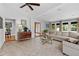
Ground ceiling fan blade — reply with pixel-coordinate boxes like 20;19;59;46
20;3;27;8
28;3;40;6
28;5;34;10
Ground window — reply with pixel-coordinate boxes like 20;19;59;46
52;24;55;31
71;22;77;31
63;22;68;31
56;23;60;31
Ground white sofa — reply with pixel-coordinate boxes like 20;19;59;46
50;31;79;56
50;31;79;42
63;41;79;56
50;31;69;41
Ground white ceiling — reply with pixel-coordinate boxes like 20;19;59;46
0;3;61;20
0;3;79;21
36;3;79;22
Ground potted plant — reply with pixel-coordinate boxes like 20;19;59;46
43;29;48;33
23;27;28;32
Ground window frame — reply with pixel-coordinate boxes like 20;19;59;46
70;21;78;32
51;23;55;31
62;22;69;32
56;23;60;31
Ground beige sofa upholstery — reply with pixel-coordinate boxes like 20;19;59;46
51;31;79;42
50;31;79;56
51;31;69;41
50;31;79;55
63;41;79;56
62;32;69;37
69;32;79;39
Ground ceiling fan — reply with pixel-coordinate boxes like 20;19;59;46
20;3;40;11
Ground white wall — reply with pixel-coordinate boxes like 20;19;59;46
41;21;49;31
0;18;5;48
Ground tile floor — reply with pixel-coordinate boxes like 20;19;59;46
0;38;64;56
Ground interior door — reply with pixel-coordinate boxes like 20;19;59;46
5;19;16;42
34;22;41;37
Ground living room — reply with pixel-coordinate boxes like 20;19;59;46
47;18;79;56
0;3;79;56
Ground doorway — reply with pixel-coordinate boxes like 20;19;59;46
34;22;41;37
5;19;16;42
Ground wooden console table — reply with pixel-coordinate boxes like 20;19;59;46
18;32;31;41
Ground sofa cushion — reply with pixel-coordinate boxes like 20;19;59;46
62;32;69;37
56;31;62;36
51;31;57;35
68;37;79;44
63;41;79;51
69;32;79;39
76;36;79;39
52;35;69;40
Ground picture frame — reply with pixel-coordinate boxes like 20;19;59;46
21;20;27;27
5;22;12;28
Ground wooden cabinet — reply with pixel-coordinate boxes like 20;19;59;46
18;32;31;41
